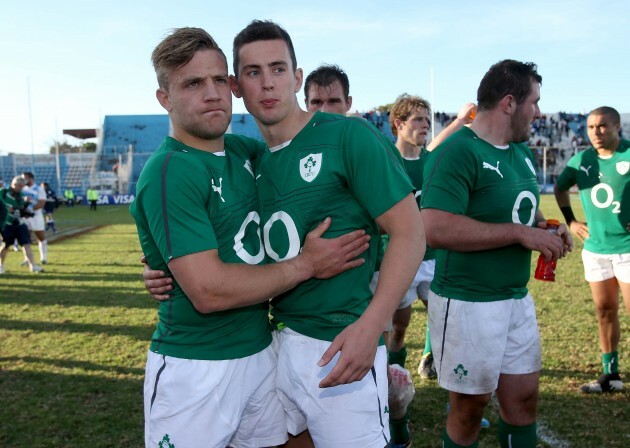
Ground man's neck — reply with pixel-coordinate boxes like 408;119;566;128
595;140;620;157
469;113;511;146
396;140;421;159
258;106;313;148
171;130;225;153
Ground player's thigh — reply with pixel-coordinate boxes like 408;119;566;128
16;225;31;245
428;292;513;395
30;214;46;232
399;269;422;309
1;226;17;246
501;294;542;376
611;252;630;284
275;329;390;448
230;346;287;448
145;347;285;448
415;259;435;303
582;249;616;282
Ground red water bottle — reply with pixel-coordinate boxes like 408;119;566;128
534;219;560;281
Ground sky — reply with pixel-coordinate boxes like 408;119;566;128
1;0;628;155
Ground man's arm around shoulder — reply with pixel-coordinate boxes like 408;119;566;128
168;218;370;313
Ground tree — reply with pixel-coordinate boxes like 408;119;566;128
49;141;97;154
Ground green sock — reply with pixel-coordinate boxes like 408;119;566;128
497;417;537;448
602;351;618;375
389;412;410;444
423;324;432;356
388;346;407;368
442;429;478;447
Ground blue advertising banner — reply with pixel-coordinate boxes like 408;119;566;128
94;195;135;205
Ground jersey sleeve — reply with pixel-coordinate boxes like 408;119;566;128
556;153;579;191
341;119;413;219
421;138;477;214
139;154;218;264
37;186;47;201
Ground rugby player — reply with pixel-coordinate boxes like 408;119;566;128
555;106;629;393
21;172;48;264
228;19;425;447
421;59;572;448
371;94;475;446
303;64;352;115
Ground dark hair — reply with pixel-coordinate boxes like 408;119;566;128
477;60;542;111
152;27;226;90
304;64;350;102
233;20;297;77
22;171;35;180
589;106;620;125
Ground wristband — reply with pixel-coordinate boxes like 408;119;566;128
560;206;576;225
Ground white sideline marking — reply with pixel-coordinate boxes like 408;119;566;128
537;420;570;448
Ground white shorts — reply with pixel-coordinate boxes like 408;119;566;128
25;213;45;232
582;249;630;283
144;346;287;448
273;328;390;448
369;259;435;310
428;291;542;395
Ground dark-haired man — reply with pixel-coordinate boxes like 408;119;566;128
422;60;573;447
304;64;352;115
229;20;425;448
555;106;630;394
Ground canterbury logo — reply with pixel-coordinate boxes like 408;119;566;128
482;161;503;178
580;165;592;176
211;178;225;202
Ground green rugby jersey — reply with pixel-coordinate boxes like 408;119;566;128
0;188;26;227
256;112;414;341
130;135;271;360
556;139;630;254
403;150;435;261
422;127;540;301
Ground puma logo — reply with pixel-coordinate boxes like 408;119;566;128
580;165;592;176
211;178;225;202
482;161;503;178
243;160;254;178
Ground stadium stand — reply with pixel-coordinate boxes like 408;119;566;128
228;114;264;140
95;115;170;194
0;111;625;199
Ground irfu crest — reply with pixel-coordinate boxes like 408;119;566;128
299;153;322;183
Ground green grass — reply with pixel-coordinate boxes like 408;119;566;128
1;198;628;447
0;206;151;447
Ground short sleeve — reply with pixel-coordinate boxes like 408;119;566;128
342;119;413;219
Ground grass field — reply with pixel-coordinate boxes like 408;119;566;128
0;197;628;447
